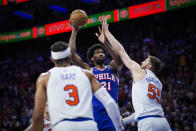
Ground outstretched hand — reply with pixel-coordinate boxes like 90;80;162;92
95;16;109;44
95;26;106;44
102;16;109;33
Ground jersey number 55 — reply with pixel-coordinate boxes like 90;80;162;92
147;83;161;104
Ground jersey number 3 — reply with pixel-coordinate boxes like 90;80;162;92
147;84;161;104
64;85;79;106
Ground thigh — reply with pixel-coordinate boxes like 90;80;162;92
138;117;171;131
161;118;171;131
53;120;98;131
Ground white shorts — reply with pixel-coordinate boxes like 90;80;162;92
138;117;171;131
53;120;98;131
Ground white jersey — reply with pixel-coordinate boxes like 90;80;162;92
47;66;94;126
132;70;164;120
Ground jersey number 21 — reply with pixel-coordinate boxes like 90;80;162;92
101;82;111;91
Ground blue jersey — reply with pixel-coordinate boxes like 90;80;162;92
92;65;119;111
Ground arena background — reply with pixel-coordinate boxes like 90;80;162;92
0;0;195;130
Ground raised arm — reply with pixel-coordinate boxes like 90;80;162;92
84;70;124;131
68;25;91;70
95;20;123;72
32;74;48;131
102;17;145;81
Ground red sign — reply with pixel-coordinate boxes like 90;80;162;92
17;0;30;3
129;1;166;19
2;0;7;5
45;20;72;36
1;0;30;6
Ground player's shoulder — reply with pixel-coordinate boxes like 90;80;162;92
37;71;50;85
106;64;112;70
82;68;94;79
40;72;49;76
40;69;51;77
82;68;93;75
146;70;158;78
109;59;120;71
106;64;118;75
146;70;162;86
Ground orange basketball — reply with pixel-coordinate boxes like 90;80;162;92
69;9;88;27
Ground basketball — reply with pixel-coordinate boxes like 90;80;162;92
69;9;88;27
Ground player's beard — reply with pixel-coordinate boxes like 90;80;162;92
95;58;105;65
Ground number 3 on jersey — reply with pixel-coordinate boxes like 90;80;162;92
147;83;161;104
64;85;79;106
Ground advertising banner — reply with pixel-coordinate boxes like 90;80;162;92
33;25;46;38
129;1;166;19
166;0;196;11
113;8;129;22
0;0;2;6
16;0;30;3
2;0;196;44
0;28;33;43
45;20;72;36
118;8;129;21
0;0;30;6
0;0;7;6
84;10;115;28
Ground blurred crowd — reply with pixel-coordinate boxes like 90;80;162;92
0;7;195;131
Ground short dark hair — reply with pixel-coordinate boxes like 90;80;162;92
87;44;106;62
50;41;68;52
148;55;162;75
50;41;69;64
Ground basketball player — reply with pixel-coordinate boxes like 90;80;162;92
102;17;171;131
32;41;124;131
69;19;123;131
24;103;51;131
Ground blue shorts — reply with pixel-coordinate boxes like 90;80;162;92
93;109;116;131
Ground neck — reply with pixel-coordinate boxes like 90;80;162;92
94;63;105;69
55;62;70;67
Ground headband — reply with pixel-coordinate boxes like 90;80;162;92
51;47;71;60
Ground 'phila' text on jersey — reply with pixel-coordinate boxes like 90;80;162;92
95;73;116;81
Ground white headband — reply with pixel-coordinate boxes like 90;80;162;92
51;47;71;60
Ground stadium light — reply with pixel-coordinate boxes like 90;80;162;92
48;5;67;14
13;11;33;20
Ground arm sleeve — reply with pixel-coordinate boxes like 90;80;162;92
122;113;136;126
94;87;124;131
